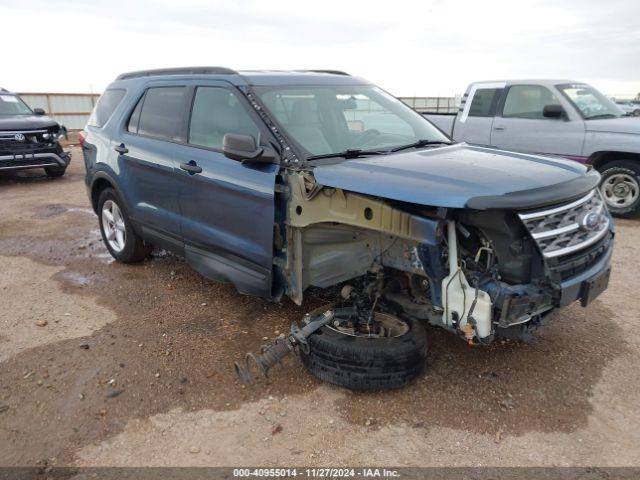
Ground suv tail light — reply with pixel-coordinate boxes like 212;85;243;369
78;130;86;148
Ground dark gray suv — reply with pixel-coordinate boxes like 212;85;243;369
0;88;70;177
82;67;613;390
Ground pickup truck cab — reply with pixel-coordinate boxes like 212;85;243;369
83;68;613;390
424;80;640;217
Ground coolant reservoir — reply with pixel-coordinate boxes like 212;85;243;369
441;270;492;339
441;221;492;340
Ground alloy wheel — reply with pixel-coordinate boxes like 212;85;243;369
101;200;126;252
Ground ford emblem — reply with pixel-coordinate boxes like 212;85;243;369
14;133;25;142
579;211;605;232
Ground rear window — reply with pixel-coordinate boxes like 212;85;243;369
468;88;500;117
129;87;187;141
88;89;126;128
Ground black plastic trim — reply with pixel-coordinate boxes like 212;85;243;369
116;67;237;80
466;170;601;210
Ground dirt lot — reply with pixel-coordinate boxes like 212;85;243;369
1;147;639;467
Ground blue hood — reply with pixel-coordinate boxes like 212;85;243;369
312;144;599;210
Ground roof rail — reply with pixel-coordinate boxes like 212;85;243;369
116;66;237;80
301;70;350;76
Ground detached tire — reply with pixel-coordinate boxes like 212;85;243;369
599;160;640;218
300;311;427;391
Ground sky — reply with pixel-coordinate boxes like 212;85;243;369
1;0;639;98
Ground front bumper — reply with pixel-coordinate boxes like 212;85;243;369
557;236;613;307
487;230;614;327
0;150;71;171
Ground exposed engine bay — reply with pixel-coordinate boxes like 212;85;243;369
275;171;613;345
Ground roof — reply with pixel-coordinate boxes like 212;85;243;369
238;70;368;87
112;67;369;87
469;79;586;88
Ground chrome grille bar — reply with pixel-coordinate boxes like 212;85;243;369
519;190;595;220
0;130;49;136
518;189;610;259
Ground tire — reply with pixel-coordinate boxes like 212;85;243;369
598;160;640;218
45;166;66;178
97;188;151;262
300;311;428;391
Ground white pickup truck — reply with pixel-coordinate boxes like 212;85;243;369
424;79;640;217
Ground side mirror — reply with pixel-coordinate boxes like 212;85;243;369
223;133;277;164
543;104;565;119
33;108;46;116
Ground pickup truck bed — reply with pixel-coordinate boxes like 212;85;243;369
423;113;456;136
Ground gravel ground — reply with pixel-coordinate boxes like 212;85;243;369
0;147;639;467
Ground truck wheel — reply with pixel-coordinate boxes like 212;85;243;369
45;166;66;178
300;309;427;390
599;160;640;218
97;188;151;262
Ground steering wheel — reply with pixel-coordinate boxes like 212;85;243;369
357;129;381;148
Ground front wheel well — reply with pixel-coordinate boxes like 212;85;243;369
90;178;115;213
588;151;640;171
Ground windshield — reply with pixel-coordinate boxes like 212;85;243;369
557;84;624;119
254;85;449;159
0;94;33;116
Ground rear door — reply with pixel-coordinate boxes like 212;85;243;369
116;84;189;252
491;84;585;156
452;83;504;145
173;82;279;298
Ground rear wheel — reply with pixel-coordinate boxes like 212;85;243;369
45;166;66;178
599;160;640;218
97;188;151;262
300;308;428;390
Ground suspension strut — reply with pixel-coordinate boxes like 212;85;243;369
234;308;335;384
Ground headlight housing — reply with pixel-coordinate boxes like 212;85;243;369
42;126;68;142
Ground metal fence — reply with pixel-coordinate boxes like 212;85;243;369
399;96;460;113
15;92;460;131
17;92;99;131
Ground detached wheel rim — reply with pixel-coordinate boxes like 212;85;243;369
327;311;409;338
601;173;639;209
101;200;126;252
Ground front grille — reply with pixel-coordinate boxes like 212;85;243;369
0;129;52;153
518;189;610;259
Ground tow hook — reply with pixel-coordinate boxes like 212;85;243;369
234;309;335;384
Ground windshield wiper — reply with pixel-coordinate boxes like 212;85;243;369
306;140;452;161
307;149;387;161
389;139;452;153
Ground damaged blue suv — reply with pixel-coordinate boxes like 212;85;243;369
83;67;614;390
